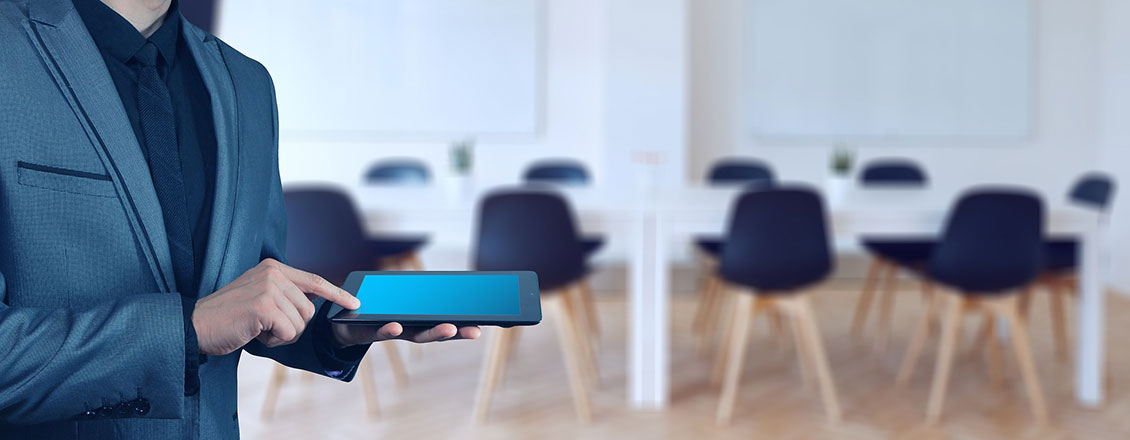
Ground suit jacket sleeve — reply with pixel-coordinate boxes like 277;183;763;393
0;271;186;424
240;71;369;381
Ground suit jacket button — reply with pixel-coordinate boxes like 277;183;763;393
81;409;98;420
133;398;151;416
114;402;132;417
97;406;114;419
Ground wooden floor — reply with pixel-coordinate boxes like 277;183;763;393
237;282;1130;439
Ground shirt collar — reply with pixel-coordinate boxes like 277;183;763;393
72;0;181;67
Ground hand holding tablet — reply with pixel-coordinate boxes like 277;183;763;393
329;271;541;346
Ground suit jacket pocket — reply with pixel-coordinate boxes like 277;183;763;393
17;161;116;198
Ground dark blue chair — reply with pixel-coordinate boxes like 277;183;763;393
359;161;431;269
364;159;431;185
523;160;605;258
926;191;1045;292
852;160;934;339
707;158;775;186
283;188;374;285
859;160;934;267
717;188;832;292
474;190;589;291
712;187;841;425
897;189;1047;423
690;159;776;339
278;187;410;419
695;158;776;257
472;189;598;423
1044;173;1116;273
523;160;591;186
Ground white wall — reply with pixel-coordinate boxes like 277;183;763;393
275;0;609;190
689;0;1103;197
603;0;687;188
1098;0;1130;293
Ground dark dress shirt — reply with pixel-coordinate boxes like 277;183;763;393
72;0;215;396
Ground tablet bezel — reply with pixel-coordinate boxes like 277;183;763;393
329;271;541;327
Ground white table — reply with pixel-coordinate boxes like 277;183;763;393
352;185;1106;410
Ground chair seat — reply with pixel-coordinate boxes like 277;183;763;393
861;238;936;266
1044;238;1077;273
694;236;724;257
369;235;429;259
580;235;605;257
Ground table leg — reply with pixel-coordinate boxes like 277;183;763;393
628;213;669;409
1076;226;1105;406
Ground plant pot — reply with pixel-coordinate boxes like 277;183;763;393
446;174;473;202
825;175;852;206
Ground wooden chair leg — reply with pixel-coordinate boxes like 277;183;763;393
774;309;792;353
358;357;381;420
992;296;1048;424
546;294;593;423
384;342;410;387
966;311;993;359
1047;280;1070;362
875;263;900;355
505;326;522;362
473;327;513;423
786;296;842;423
695;275;723;357
715;293;757;427
789;309;815;389
711;291;739;388
579;281;602;341
693;274;721;334
260;363;288;421
983;311;1005;389
565;286;600;389
926;293;965;425
896;288;940;387
708;288;736;357
852;259;885;338
1018;287;1033;320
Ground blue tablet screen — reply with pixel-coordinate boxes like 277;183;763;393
354;274;521;316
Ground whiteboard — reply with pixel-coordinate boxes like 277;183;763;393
745;0;1031;138
217;0;542;137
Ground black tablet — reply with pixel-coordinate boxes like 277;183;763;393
329;271;541;327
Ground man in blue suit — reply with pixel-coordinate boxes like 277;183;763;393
0;0;480;438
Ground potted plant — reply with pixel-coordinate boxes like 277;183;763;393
826;145;854;205
447;138;475;199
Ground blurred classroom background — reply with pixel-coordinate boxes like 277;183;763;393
183;0;1130;438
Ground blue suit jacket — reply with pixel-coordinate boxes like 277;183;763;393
0;1;364;438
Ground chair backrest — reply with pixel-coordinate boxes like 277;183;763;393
523;160;591;186
473;190;587;291
1068;172;1116;211
928;189;1044;293
859;159;928;186
707;158;775;186
283;187;370;285
718;187;832;291
365;159;431;185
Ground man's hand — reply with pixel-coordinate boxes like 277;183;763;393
192;258;360;356
331;322;481;348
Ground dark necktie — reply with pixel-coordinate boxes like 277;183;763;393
133;42;196;295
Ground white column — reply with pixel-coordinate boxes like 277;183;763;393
1075;221;1106;405
628;212;670;409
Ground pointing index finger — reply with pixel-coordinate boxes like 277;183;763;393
276;264;360;310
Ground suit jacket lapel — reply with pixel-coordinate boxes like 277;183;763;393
181;21;240;298
25;0;176;293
